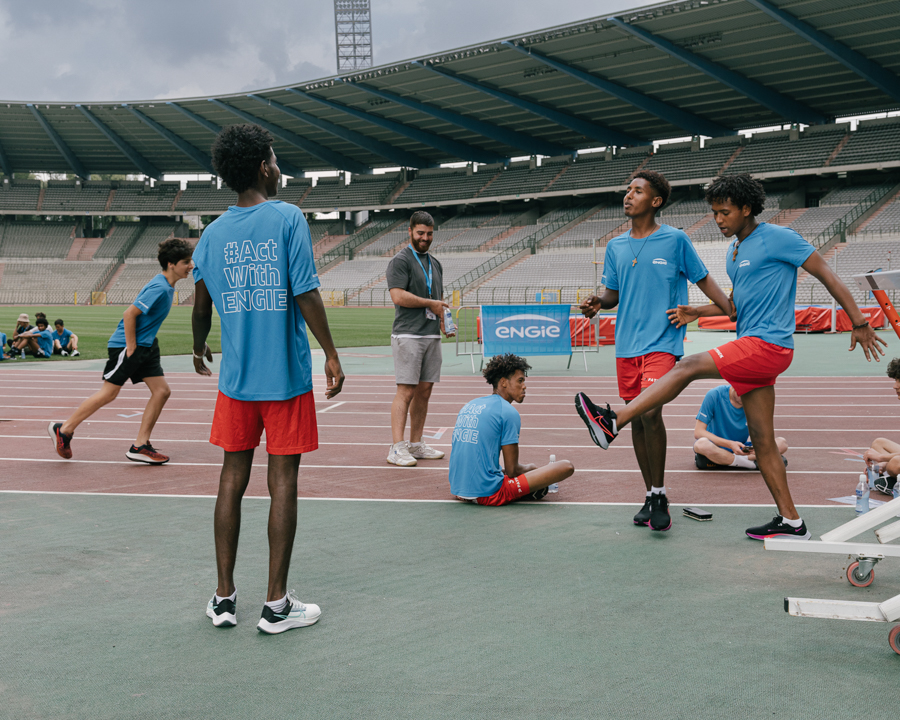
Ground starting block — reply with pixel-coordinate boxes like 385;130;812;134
853;270;900;340
765;495;900;655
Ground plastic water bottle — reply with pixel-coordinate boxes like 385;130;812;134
443;307;456;334
855;473;870;514
548;454;559;493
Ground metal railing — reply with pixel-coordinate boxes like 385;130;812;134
811;184;895;249
315;219;397;270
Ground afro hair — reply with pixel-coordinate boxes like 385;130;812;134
483;353;532;388
705;174;766;216
211;124;274;194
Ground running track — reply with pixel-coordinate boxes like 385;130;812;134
0;368;896;507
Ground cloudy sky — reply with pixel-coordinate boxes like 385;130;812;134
0;0;644;102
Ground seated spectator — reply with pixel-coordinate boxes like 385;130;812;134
448;353;574;505
11;313;34;352
0;330;7;360
13;318;54;359
693;383;788;470
863;357;900;496
52;319;80;357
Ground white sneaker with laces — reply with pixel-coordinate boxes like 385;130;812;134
60;350;69;356
409;441;445;460
387;441;417;466
71;350;80;357
257;591;321;634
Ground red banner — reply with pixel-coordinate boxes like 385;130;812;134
698;306;885;333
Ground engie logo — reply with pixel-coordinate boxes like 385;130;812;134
739;260;751;268
494;313;561;339
652;258;667;265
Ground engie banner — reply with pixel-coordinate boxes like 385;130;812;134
481;304;572;357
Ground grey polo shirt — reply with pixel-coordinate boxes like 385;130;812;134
386;246;444;337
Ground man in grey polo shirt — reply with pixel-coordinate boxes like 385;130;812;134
386;211;454;466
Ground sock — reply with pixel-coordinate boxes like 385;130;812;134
651;486;665;495
730;454;756;469
782;516;802;528
265;594;288;609
645;491;652;498
409;441;423;448
215;590;236;603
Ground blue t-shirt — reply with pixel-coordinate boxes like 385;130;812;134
602;224;708;358
30;328;54;356
0;332;6;359
449;394;522;498
696;384;748;445
726;223;815;349
108;274;175;348
193;201;319;402
54;328;73;347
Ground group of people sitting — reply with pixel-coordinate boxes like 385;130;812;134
3;312;79;360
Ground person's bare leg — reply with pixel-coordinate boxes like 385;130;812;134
266;453;301;602
615;353;721;427
408;381;434;444
214;449;254;597
522;460;575;492
391;384;417;444
694;437;738;466
135;375;171;446
742;386;799;520
60;382;122;435
632;405;666;489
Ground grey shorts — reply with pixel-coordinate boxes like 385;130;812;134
392;337;442;385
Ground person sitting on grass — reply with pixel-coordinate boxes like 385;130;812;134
0;330;8;360
693;383;788;471
10;313;34;353
12;318;54;359
52;319;80;357
449;353;574;505
48;238;194;465
863;356;900;497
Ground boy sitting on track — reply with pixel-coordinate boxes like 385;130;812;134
576;174;886;541
449;353;574;505
862;356;900;496
693;383;788;470
48;238;194;465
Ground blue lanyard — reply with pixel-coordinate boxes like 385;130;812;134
408;244;433;297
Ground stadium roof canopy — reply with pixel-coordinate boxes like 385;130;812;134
0;0;898;179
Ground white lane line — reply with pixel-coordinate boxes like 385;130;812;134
0;489;863;508
317;401;347;413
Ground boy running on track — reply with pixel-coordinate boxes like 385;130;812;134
579;170;731;532
191;123;344;635
49;238;194;464
577;174;887;540
449;354;574;505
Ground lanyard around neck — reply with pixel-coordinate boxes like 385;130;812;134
408;244;433;297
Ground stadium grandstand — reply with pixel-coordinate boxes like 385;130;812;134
0;0;899;309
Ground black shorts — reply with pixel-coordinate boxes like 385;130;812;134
103;338;164;386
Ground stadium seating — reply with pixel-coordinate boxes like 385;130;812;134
643;137;742;182
0;179;40;212
796;240;900;304
831;117;900;167
93;222;144;259
41;181;111;213
478;158;571;198
726;125;847;176
396;167;500;203
0;260;112;304
111;182;180;212
126;222;181;259
546;148;648;192
0;221;76;258
304;173;401;209
176;181;236;212
105;261;195;305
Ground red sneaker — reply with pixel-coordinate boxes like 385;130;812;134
126;444;169;465
48;422;73;459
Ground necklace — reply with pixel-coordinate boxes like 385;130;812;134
628;235;650;267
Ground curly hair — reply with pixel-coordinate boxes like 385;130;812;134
705;174;766;216
632;170;671;209
483;353;532;388
887;357;900;382
211;124;274;193
158;237;194;270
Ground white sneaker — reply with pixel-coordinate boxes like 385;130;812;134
257;591;321;634
60;350;68;356
409;441;445;460
71;350;80;357
387;441;417;466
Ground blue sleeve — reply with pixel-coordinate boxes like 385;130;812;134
681;235;709;284
500;406;521;446
696;389;716;424
602;243;619;291
770;228;816;268
133;279;167;315
287;210;319;295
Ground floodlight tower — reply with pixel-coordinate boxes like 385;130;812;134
334;0;373;72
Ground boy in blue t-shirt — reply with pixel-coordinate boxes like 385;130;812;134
52;319;80;356
48;238;194;465
191;123;345;635
576;174;886;542
449;354;574;505
12;318;54;358
693;384;788;470
577;170;731;533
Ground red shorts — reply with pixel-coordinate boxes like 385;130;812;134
615;352;677;401
708;336;793;397
210;391;318;455
475;474;530;506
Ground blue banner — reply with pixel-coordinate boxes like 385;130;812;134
481;304;572;357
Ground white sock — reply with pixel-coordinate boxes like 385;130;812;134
409;441;423;448
215;590;236;603
651;486;665;495
645;491;652;498
265;594;288;609
730;454;756;469
782;516;802;528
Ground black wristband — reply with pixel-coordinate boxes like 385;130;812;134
852;320;870;331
